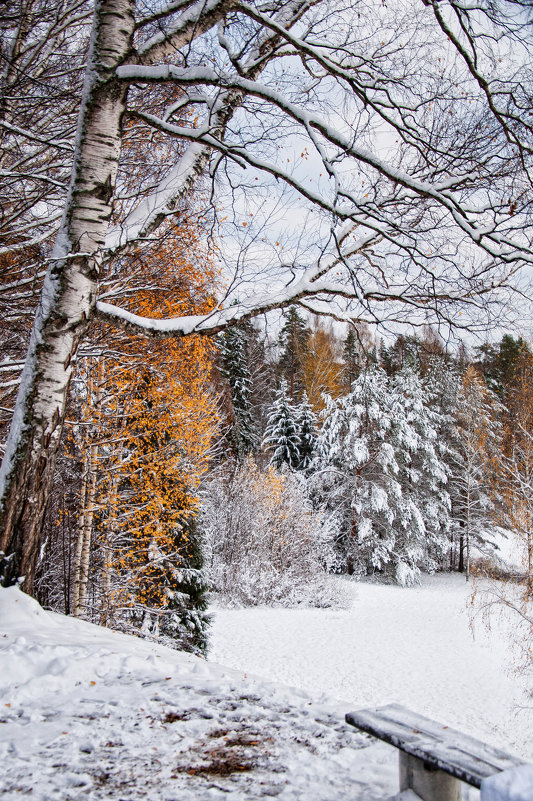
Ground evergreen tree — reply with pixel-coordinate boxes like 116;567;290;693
423;356;464;570
295;393;317;470
313;366;450;584
219;324;258;459
381;334;422;376
475;335;532;404
343;328;361;389
381;329;447;378
158;516;210;656
246;325;277;443
392;367;451;573
313;367;406;580
278;306;309;401
263;380;301;469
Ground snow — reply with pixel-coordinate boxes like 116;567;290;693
209;574;533;763
1;574;531;800
0;586;395;800
481;765;533;801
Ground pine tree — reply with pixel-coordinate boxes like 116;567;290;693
313;367;406;579
381;334;422;376
263;380;301;470
313;365;450;584
475;335;532;405
295;393;317;470
422;356;465;570
278;306;309;401
343;329;361;389
219;323;258;459
157;516;210;656
392;367;451;573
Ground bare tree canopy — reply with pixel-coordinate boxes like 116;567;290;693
0;0;532;590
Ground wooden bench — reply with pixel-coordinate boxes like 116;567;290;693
345;703;527;801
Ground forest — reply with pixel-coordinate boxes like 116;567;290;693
0;0;532;665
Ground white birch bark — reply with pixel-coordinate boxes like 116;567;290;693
0;0;135;592
77;439;98;614
72;358;103;616
72;446;89;615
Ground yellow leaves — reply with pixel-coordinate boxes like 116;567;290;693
85;217;219;616
302;321;343;412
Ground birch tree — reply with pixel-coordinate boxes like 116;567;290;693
1;0;533;592
452;366;501;579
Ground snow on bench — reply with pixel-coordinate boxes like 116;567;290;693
345;703;530;801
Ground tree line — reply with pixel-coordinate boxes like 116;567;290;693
218;311;533;583
9;284;530;656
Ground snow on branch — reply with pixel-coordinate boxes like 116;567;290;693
115;64;533;266
137;0;240;65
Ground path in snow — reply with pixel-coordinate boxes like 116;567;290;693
0;588;399;801
209;573;533;760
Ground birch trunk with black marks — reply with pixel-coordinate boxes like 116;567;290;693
99;466;119;626
72;445;90;615
0;0;135;593
72;358;104;617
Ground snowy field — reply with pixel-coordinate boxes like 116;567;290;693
210;573;533;761
0;587;402;800
1;574;531;800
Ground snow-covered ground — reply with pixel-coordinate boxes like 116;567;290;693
209;573;533;761
1;574;530;800
0;587;399;800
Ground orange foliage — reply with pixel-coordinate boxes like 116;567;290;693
93;226;219;615
499;350;533;588
302;320;343;412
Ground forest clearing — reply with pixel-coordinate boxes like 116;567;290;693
1;574;530;800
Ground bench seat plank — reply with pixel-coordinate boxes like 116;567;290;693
345;703;524;789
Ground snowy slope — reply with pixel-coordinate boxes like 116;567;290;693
1;576;529;800
209;574;533;761
0;586;398;800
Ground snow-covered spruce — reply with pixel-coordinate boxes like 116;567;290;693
312;366;450;585
218;323;258;460
262;380;302;471
296;393;317;471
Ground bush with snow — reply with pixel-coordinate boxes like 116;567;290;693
200;459;343;607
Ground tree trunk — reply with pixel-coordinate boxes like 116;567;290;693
77;441;98;615
72;358;104;617
72;446;90;616
0;0;135;594
458;525;464;573
465;476;471;582
100;466;120;626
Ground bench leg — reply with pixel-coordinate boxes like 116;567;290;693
399;753;462;801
